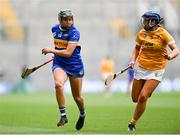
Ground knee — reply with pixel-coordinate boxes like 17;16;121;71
132;95;138;103
132;99;138;103
55;81;64;90
138;95;147;103
74;96;83;103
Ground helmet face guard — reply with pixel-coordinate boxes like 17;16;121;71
141;11;162;31
141;17;157;30
58;9;73;20
58;9;74;30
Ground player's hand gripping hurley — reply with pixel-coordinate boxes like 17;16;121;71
21;58;53;79
105;65;131;86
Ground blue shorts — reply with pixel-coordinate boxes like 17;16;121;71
52;64;84;78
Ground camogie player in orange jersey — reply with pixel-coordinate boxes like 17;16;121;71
100;56;115;95
127;11;179;131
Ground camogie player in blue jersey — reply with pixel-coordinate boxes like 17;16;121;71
42;9;85;130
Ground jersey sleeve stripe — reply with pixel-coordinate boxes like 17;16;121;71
68;41;80;46
167;41;175;46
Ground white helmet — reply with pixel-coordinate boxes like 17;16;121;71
58;9;73;20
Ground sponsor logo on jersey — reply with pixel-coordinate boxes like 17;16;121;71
58;33;63;38
54;39;68;48
64;34;69;38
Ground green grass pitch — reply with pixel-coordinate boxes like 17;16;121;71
0;92;180;134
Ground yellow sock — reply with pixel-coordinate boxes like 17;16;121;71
130;118;137;125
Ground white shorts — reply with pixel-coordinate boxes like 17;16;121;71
134;66;165;82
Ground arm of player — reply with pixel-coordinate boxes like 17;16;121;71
162;43;179;60
42;43;76;57
129;44;141;68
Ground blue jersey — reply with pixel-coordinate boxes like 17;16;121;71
51;24;84;77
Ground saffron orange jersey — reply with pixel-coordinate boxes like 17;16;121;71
101;58;114;74
136;27;175;70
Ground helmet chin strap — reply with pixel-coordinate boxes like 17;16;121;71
61;26;68;31
60;24;73;31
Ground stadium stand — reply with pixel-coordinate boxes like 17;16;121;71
0;0;179;91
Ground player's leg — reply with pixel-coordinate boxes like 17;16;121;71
131;79;145;103
129;79;160;131
133;79;159;120
69;76;85;130
53;68;68;126
128;79;145;131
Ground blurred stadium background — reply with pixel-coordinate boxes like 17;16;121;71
0;0;180;93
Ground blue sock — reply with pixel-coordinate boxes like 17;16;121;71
59;107;66;118
80;110;85;117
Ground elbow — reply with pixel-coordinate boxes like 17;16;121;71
64;52;72;57
66;54;72;57
177;52;180;57
176;48;180;57
177;48;180;55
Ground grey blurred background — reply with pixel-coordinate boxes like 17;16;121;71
0;0;180;92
